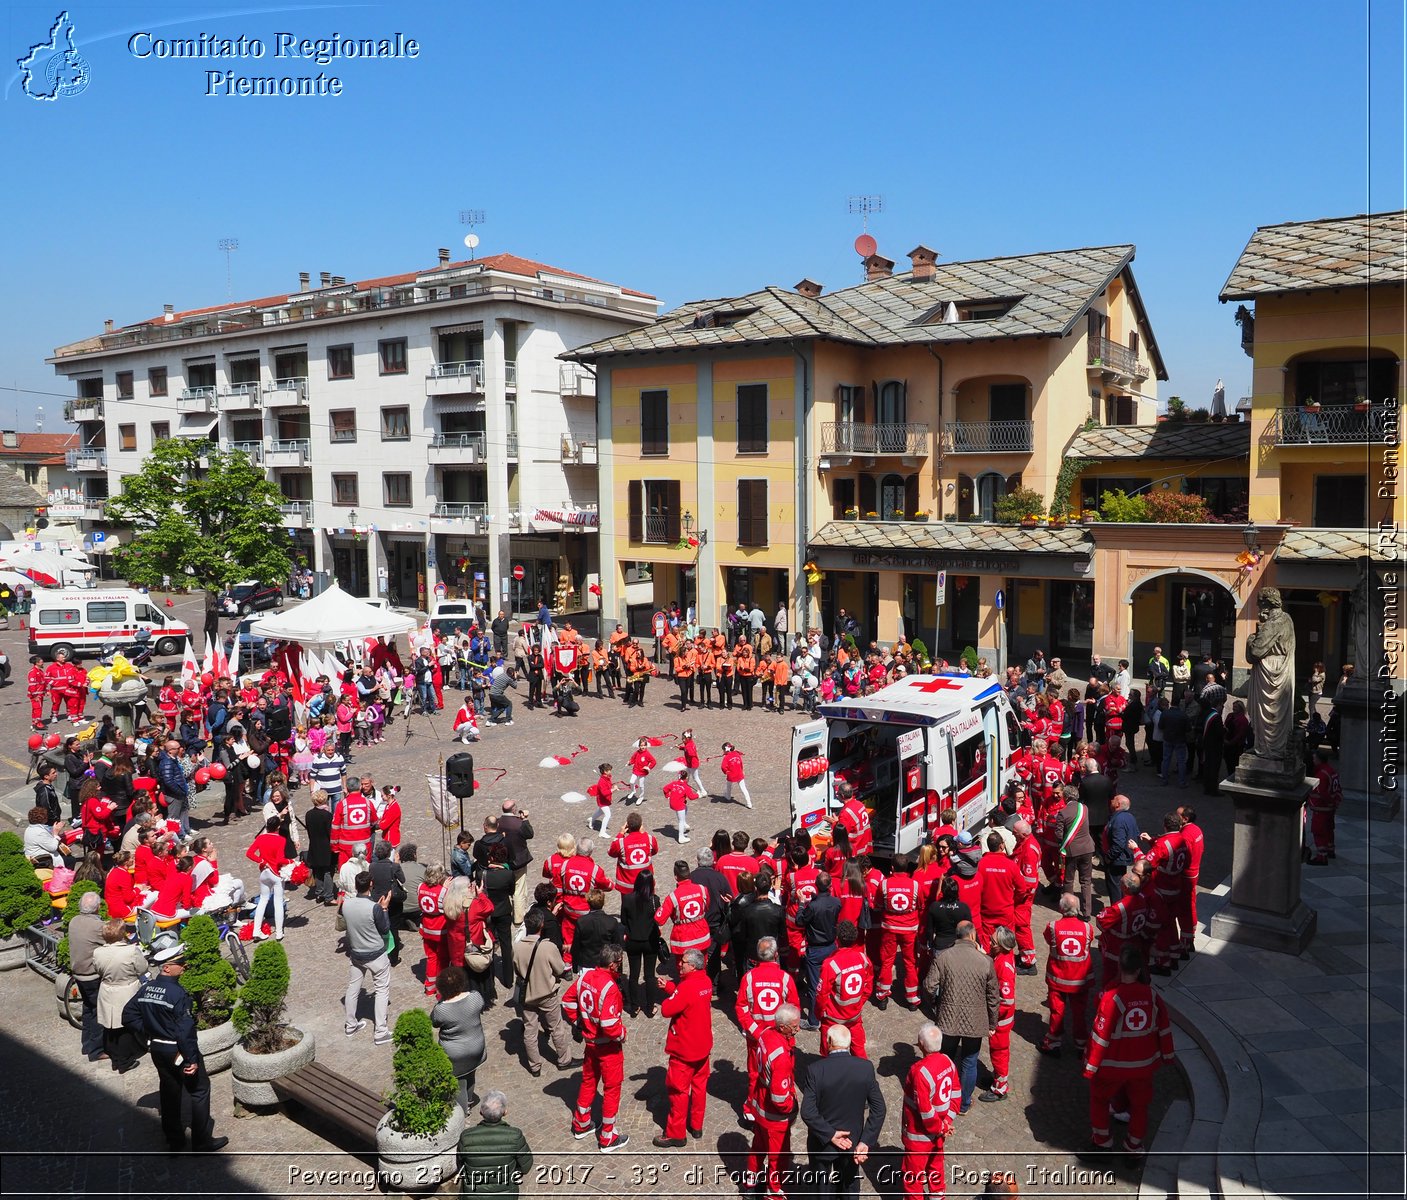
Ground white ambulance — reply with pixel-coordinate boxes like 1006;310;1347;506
28;588;191;661
790;673;1023;858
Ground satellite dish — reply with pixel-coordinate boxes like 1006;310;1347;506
463;234;480;250
854;233;877;258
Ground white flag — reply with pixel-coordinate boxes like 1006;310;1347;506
427;773;458;828
180;640;200;689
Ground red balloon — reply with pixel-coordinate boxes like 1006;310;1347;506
200;672;214;687
43;733;62;749
207;762;227;780
27;734;43;752
193;767;211;786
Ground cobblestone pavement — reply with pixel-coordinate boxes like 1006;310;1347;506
0;604;1192;1197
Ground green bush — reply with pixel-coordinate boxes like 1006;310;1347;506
1099;488;1147;523
910;638;929;662
56;881;105;972
993;487;1045;524
0;856;49;939
961;645;979;672
0;832;25;861
181;914;239;1030
385;1009;457;1135
233;938;291;1053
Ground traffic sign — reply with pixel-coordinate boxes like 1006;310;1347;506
995;588;1005;611
653;611;667;637
92;531;106;543
936;570;947;606
512;564;525;581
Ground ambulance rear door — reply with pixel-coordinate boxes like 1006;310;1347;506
789;718;830;834
949;723;994;835
893;726;930;856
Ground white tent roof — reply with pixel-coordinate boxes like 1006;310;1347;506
248;584;416;645
0;546;95;585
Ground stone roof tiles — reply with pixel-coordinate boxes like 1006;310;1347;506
1220;211;1407;300
1067;421;1251;460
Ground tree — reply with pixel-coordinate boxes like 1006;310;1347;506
103;439;291;591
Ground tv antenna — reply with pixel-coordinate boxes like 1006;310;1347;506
847;195;884;232
218;237;239;299
459;210;485;261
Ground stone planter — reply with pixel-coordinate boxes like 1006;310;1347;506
198;1019;238;1074
231;1027;315;1106
376;1105;466;1195
0;934;27;972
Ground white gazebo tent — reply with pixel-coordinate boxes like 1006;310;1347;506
248;584;416;645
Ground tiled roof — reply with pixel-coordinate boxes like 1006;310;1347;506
1067;421;1251;460
570;244;1167;377
0;432;78;457
1220;211;1407;300
0;466;47;509
809;520;1091;555
1278;527;1399;563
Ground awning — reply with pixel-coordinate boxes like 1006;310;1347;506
432;322;484;337
429;397;484;413
176;416;218;439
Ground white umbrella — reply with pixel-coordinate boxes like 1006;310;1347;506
248;584;415;645
1211;378;1227;418
0;547;94;586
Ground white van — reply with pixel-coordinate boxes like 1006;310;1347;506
790;673;1023;858
429;599;476;639
28;588;191;661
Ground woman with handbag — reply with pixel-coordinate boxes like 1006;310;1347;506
91;918;147;1072
620;868;666;1017
443;876;499;1007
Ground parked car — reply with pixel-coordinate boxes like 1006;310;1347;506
218;581;284;617
234;617;274;665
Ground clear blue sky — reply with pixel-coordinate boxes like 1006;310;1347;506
2;0;1402;427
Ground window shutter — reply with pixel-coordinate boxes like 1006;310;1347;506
628;480;642;543
905;475;919;516
858;475;877;515
738;480;768;546
665;480;681;543
1128;332;1140;356
957;473;974;519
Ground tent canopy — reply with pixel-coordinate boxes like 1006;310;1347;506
248;584;416;645
0;546;95;586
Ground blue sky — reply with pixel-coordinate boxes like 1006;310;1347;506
2;1;1402;427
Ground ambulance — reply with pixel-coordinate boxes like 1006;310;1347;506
27;588;191;661
790;673;1023;858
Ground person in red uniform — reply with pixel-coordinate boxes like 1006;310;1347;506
1305;751;1342;865
817;919;873;1058
834;781;873;857
150;855;196;920
558;839;611;967
626;737;656;806
746;1004;799;1200
80;791;119;854
587;762;616;838
782;845;821;970
45;650;76;724
1082;944;1176;1159
27;655;47;730
608;812;658;893
975;832;1019;951
376;785;402;848
652;947;714;1147
900;1023;959;1200
655;859;711;973
719;742;752;809
103;851;139;920
1095;870;1153;991
876;853;922;1009
662;776;696;845
1027;738;1065;887
717;831;760;895
1011;819;1041;973
1174;804;1205;956
330;787;374;869
736;936;800;1123
1135;813;1187;974
562;943;630;1152
1040;892;1093;1054
980;925;1018;1102
417;865;449;997
542;833;577;896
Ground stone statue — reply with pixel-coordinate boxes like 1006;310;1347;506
1346;558;1377;685
1245;587;1296;763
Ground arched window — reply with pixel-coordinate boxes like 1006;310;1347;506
976;471;1007;521
880;473;907;520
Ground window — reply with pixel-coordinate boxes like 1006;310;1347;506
737;384;768;453
332;473;359;506
1313;475;1367;527
86;601;127;624
837;384;866;425
115;371;134;399
378;338;407;375
327;344;354;380
1294;357;1397;407
118;424;136;452
641;390;668;455
329;410;357;443
738;479;768;546
151;422;170;444
1104;394;1136;425
381;407;410;441
228;358;260;386
78;379;103;400
877;380;907;425
383;472;412;506
1080;476;1151;513
628;478;680;543
273;348;307;380
975;472;1022;521
186;362;216;389
38;608;79;626
832;478;856;519
22;464;39;485
1185;476;1249;520
148;367;167;396
989;383;1026;423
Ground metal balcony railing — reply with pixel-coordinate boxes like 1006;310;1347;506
65;448;108;470
279;501;312;520
427;360;485;389
505;362;517;390
562;439;599;465
559;363;596;397
1265;403;1394;445
506;432;518;459
176;388;216;412
1087;336;1149;380
643;514;671;543
263;377;308;403
820;421;930;455
266;438;311;463
943;419;1035;454
429;432;487;460
228;440;264;463
433;502;489;520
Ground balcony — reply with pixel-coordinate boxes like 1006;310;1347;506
1265;403;1394;446
263;377;308;406
265;438;310;467
819;422;930;458
82;497;106;520
428;432;487;464
561;438;598;466
559;363;596;398
176;387;217;413
217;382;263;411
643;513;672;544
64;398;104;423
228;440;264;464
426;360;484;396
430;502;489;534
505;362;517;392
1087;335;1149;382
942;419;1035;454
65;448;108;472
279;500;312;527
506;432;518;460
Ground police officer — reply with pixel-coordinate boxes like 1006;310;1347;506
122;935;228;1153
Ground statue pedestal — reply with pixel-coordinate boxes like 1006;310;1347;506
1334;681;1402;818
1208;761;1317;955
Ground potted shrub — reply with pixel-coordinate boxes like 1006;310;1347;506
842;507;859;520
863;510;879;521
1301;397;1322;414
910;510;931;523
993;486;1045;527
231;939;315;1108
1354;396;1371;413
376;1010;465;1194
182;915;240;1073
0;832;48;972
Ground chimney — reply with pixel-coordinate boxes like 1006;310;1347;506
795;278;823;299
863;253;895;282
298;272;310;291
438;247;451;265
332;276;346;286
908;245;939;282
103;319;114;333
319;272;331;288
2;431;17;449
163;304;174;315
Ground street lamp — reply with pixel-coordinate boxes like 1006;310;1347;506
1242;521;1260;553
348;510;359;527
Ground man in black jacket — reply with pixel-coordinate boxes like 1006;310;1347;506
690;848;733;986
799;1023;885;1200
737;871;786;971
570;888;624;971
797;872;842;1032
496;799;535;927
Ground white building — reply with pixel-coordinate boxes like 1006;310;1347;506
48;251;657;610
